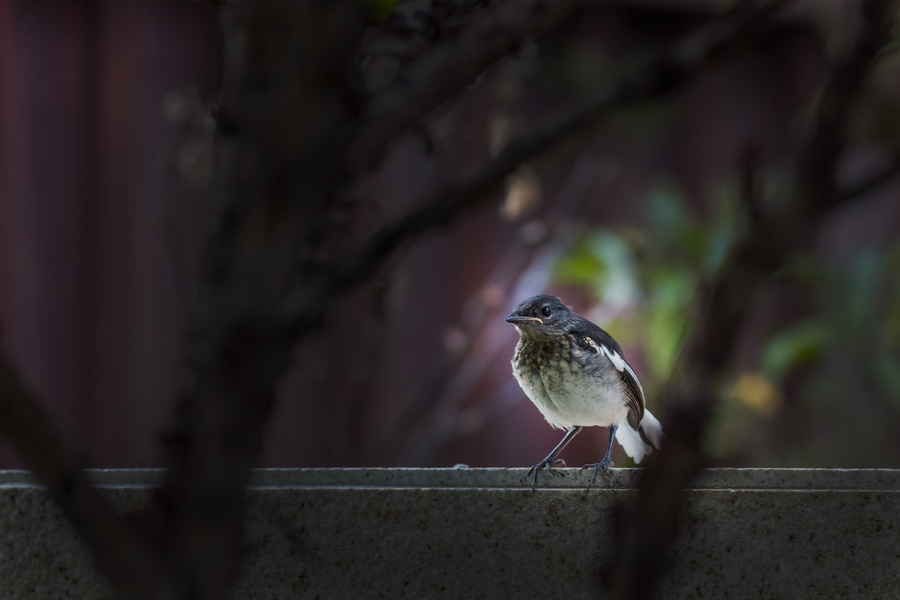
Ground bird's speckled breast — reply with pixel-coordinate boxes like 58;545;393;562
512;333;626;429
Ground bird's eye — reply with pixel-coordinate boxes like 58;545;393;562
541;306;552;317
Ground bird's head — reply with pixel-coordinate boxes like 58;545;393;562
505;294;573;339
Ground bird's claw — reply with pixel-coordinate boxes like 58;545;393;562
523;458;566;490
581;456;614;491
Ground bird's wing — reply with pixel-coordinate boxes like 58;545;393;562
575;320;645;429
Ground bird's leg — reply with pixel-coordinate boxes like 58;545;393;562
523;426;582;490
582;424;618;490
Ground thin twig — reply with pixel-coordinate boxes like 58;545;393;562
835;155;900;205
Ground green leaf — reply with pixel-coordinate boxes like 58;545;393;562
763;320;834;380
555;253;604;285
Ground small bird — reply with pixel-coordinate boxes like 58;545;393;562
506;294;664;489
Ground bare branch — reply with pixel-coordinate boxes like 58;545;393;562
0;355;162;600
604;2;899;599
361;0;488;94
359;0;745;99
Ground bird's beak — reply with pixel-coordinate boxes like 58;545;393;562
505;315;543;325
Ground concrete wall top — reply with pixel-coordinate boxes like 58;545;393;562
1;468;898;599
2;467;900;489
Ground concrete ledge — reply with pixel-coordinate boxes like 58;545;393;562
1;468;898;598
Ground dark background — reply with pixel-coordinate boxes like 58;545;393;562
2;0;899;471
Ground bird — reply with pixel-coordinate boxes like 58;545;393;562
505;294;664;490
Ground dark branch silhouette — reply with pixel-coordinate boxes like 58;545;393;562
361;0;488;94
348;0;600;171
0;355;161;599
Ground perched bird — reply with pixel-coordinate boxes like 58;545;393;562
506;294;664;489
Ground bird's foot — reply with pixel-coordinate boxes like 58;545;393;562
581;456;614;491
523;458;566;490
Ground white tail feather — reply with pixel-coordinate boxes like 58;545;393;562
640;408;664;449
615;425;651;463
615;408;665;464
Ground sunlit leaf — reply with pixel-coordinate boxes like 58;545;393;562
499;168;542;221
730;372;782;417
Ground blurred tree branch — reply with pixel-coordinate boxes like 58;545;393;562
155;1;367;597
0;356;161;599
360;0;488;94
604;1;899;598
349;0;599;170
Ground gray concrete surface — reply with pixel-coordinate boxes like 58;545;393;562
1;468;898;598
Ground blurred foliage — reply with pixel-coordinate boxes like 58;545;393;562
555;181;900;467
555;183;741;386
708;242;900;467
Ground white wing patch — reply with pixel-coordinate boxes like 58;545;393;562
599;344;626;372
592;339;646;399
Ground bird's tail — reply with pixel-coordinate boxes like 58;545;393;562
615;409;665;464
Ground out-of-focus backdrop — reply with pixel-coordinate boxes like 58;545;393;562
1;0;899;471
